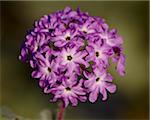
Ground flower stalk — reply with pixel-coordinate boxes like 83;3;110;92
57;101;65;120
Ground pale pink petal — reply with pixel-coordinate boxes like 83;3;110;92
54;41;66;47
69;96;78;106
63;98;69;108
74;50;87;59
89;87;99;103
32;71;42;78
100;87;107;101
117;54;126;76
78;96;87;102
106;83;116;93
35;53;46;67
84;79;94;88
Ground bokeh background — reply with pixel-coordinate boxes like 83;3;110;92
0;1;149;120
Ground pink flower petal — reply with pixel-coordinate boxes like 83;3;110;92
117;54;126;76
63;98;69;108
84;79;94;88
89;87;99;103
54;41;66;47
100;87;107;101
69;96;78;106
106;84;116;93
31;71;42;78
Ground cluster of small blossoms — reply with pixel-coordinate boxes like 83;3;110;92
19;7;125;107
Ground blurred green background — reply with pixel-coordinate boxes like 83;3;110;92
0;1;149;120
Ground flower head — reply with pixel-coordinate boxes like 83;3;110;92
19;7;125;107
84;67;116;102
49;74;86;107
86;40;113;67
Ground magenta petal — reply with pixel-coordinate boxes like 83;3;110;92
49;97;57;102
83;71;93;79
116;36;123;45
101;23;109;31
19;47;28;61
54;41;66;47
75;50;87;59
89;87;99;103
73;89;86;95
32;71;42;78
45;50;51;59
100;87;107;101
39;80;47;88
77;59;89;68
35;54;46;67
86;45;94;53
112;55;119;63
105;73;113;82
44;86;51;93
64;6;72;14
68;11;77;17
106;84;116;93
30;60;36;68
69;96;78;106
54;94;62;99
85;54;95;62
117;54;126;76
84;80;94;88
78;96;87;102
63;98;69;108
66;63;75;74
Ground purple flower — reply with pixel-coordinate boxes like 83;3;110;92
111;46;126;76
99;28;123;47
19;6;125;107
58;46;88;74
52;29;77;47
78;17;96;34
49;75;86;107
25;32;48;52
31;50;58;85
84;68;116;102
34;14;58;33
86;40;112;66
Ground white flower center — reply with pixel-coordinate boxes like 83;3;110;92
64;87;72;94
45;67;52;74
64;53;74;63
81;26;88;33
95;77;102;84
95;50;102;58
64;32;71;41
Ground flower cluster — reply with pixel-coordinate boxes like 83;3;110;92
19;7;125;107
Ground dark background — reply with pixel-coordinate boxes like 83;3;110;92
1;1;149;120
